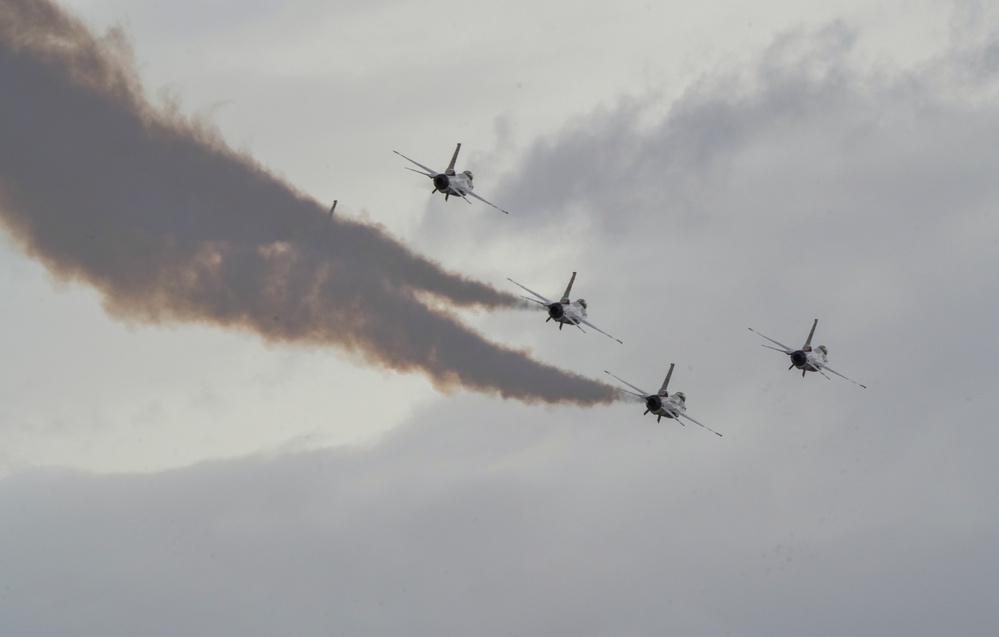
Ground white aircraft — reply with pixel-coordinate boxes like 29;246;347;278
507;271;623;344
604;364;722;436
749;319;867;388
393;143;509;214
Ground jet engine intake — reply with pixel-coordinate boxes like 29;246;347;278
547;303;565;320
433;174;451;191
790;350;808;367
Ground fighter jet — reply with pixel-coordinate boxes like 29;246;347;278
507;271;622;344
393;143;509;214
604;364;722;436
749;319;866;388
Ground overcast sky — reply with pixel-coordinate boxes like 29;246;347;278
2;0;999;635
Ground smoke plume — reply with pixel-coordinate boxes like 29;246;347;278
0;0;615;405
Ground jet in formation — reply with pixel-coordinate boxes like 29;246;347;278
389;143;868;413
749;319;866;388
604;364;722;436
393;143;509;214
507;271;623;344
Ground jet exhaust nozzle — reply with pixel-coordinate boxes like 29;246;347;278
645;395;662;413
433;174;450;192
790;350;808;367
547;303;565;320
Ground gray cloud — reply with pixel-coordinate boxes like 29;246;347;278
474;16;999;402
387;20;999;635
495;19;999;238
0;0;614;405
4;3;999;636
1;396;997;637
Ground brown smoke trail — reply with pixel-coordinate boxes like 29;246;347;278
0;0;615;405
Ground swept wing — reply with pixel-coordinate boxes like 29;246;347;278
579;316;623;344
464;189;510;214
393;150;439;177
816;361;867;389
748;327;795;353
674;411;723;437
506;278;555;305
604;370;651;399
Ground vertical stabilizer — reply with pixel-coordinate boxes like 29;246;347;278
446;143;461;175
659;363;675;395
560;272;577;303
804;319;818;349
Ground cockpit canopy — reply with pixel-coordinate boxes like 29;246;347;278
673;391;686;402
462;170;473;180
817;345;828;355
576;298;587;309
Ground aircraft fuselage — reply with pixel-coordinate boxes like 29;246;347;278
790;346;828;373
643;392;687;420
546;300;587;327
433;170;474;200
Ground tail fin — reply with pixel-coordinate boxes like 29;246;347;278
446;143;461;175
804;318;818;349
560;271;577;303
658;363;675;396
